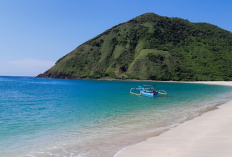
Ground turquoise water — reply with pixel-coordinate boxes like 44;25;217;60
1;76;232;157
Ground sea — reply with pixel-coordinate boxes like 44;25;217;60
1;76;232;157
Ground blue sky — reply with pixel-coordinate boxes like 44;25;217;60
1;0;232;76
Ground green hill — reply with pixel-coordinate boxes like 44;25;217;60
37;13;232;81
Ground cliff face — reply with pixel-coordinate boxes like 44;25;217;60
37;13;232;81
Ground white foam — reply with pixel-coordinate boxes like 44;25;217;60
114;146;130;157
48;146;59;149
25;154;37;157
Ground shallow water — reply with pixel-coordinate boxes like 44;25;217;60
0;76;232;157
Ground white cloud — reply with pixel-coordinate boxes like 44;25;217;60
8;59;55;68
3;59;55;76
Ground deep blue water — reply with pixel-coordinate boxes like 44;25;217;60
0;76;232;157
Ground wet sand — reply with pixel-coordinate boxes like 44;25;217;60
115;81;232;157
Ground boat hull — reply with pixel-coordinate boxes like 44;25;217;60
141;91;158;97
130;86;167;97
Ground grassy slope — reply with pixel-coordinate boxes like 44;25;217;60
38;13;232;81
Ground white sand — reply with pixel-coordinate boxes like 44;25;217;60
186;81;232;86
116;81;232;157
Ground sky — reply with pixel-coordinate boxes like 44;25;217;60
1;0;232;76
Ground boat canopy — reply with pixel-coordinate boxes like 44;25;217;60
143;85;158;86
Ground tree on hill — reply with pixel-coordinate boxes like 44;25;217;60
37;13;232;81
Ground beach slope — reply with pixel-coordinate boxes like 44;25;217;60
116;82;232;157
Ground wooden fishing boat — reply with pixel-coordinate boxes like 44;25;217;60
130;85;168;97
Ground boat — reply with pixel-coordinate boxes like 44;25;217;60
130;85;168;97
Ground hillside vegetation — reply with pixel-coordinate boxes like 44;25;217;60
37;13;232;81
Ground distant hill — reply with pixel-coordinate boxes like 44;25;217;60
37;13;232;81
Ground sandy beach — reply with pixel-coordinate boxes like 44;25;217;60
115;81;232;157
186;81;232;87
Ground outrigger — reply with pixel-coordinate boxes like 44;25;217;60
130;85;168;97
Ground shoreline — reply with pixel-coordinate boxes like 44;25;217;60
184;81;232;86
35;76;232;85
82;78;232;87
115;81;232;157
